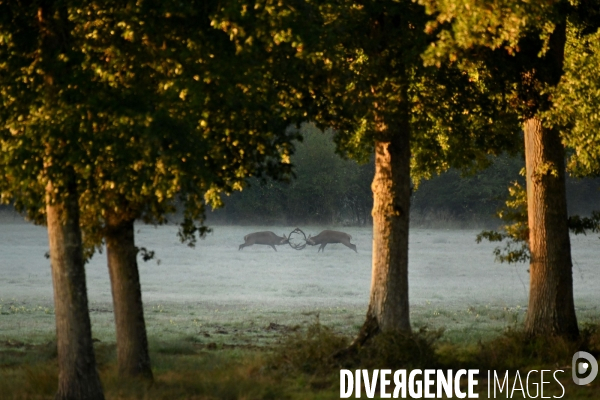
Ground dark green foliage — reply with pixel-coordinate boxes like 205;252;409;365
269;321;598;380
2;323;600;398
269;321;349;376
357;327;443;370
545;23;600;177
270;321;441;375
212;123;373;225
568;212;600;235
478;180;600;264
439;325;600;372
476;182;530;263
413;154;524;220
214;139;600;226
0;0;302;250
415;153;600;224
219;0;522;178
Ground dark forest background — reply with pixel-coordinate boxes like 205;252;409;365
1;123;596;228
209;123;600;227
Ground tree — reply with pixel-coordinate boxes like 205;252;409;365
212;123;374;226
546;12;600;178
422;0;600;338
0;2;105;398
412;154;525;223
1;0;301;389
82;1;302;377
218;0;518;345
71;1;298;380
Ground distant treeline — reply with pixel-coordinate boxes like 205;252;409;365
412;157;600;226
208;124;600;226
210;124;374;226
2;124;596;228
1;124;597;227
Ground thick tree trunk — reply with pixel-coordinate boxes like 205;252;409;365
523;117;579;338
47;181;105;400
105;213;153;380
352;126;411;347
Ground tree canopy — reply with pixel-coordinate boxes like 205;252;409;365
421;0;600;338
0;0;306;393
0;0;302;243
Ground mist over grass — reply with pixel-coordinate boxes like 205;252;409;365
1;223;599;342
1;223;598;398
1;312;598;399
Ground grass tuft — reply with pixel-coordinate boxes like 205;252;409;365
438;323;600;371
268;320;349;376
357;327;443;370
1;322;598;399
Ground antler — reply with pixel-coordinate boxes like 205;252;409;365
288;227;307;250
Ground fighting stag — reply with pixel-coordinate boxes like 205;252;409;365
238;231;289;251
306;230;357;253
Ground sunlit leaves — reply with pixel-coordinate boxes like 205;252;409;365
478;181;600;264
544;26;600;176
0;0;301;251
224;1;519;178
421;0;561;65
476;181;530;263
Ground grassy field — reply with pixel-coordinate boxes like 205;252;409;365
1;301;599;399
1;223;599;398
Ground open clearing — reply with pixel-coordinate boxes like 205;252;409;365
0;221;598;345
1;220;599;399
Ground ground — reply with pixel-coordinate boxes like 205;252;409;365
0;218;598;398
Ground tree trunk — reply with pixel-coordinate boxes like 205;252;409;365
105;213;153;380
47;180;105;400
352;125;411;347
523;117;579;338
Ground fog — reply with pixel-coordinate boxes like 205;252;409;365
1;220;598;314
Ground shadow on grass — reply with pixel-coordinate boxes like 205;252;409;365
0;322;598;399
437;323;600;371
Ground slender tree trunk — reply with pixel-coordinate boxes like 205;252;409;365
523;117;579;338
352;123;411;346
105;213;153;380
47;180;105;400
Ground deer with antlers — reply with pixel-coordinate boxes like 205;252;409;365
238;231;289;251
306;230;357;253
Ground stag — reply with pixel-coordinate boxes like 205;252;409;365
306;230;357;253
239;231;289;251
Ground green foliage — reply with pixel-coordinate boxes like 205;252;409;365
568;212;600;235
0;1;302;252
409;63;522;182
420;0;561;59
440;325;600;371
425;0;600;265
219;1;520;180
413;154;524;219
269;320;349;376
544;25;600;176
476;181;530;264
269;321;442;375
3;323;600;399
217;143;600;225
215;123;373;225
422;0;600;178
213;0;525;229
477;179;600;264
420;0;572;115
357;328;443;370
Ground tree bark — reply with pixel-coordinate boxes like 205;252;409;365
523;117;579;338
352;124;411;347
47;180;105;400
105;213;153;380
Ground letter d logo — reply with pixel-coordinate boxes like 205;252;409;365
572;351;598;385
